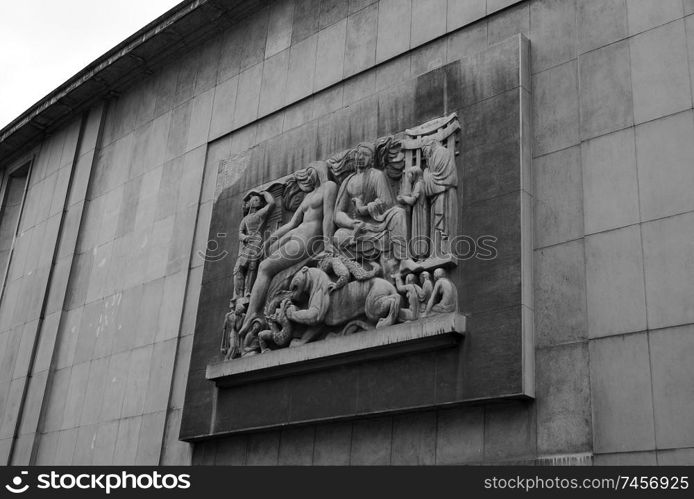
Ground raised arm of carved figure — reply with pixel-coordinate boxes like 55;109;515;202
255;190;276;218
393;273;407;294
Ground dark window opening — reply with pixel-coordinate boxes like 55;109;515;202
0;162;31;294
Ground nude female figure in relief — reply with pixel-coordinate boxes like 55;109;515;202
239;164;337;334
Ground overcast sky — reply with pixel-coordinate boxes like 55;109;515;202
0;0;182;129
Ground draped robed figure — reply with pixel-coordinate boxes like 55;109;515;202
422;139;458;257
333;142;409;265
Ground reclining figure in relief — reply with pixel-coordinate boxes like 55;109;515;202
237;164;337;339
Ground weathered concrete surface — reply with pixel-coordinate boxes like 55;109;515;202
207;313;465;383
1;0;693;467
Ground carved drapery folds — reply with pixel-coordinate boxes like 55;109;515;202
220;114;462;360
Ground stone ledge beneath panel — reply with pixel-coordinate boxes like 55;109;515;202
206;313;466;387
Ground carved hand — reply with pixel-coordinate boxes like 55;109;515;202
369;198;386;216
352;197;371;216
284;304;297;320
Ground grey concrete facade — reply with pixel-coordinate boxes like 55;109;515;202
1;0;693;466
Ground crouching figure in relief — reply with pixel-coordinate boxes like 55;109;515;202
394;273;425;322
424;268;458;316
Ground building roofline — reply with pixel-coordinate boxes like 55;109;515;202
0;0;263;167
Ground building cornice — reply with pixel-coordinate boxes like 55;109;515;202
0;0;265;167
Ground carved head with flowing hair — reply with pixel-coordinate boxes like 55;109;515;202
354;142;375;171
294;166;320;192
307;160;330;184
242;191;263;215
375;135;405;180
247;193;262;210
326;149;356;181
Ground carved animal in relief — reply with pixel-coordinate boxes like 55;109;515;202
285;266;402;345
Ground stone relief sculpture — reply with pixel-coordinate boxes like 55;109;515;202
284;266;401;345
220;114;463;359
239;165;337;334
422;138;458;258
220;297;247;360
397;165;428;260
424;268;459;316
418;271;434;314
394;273;423;322
233;191;275;299
402;113;461;264
316;248;381;293
333;142;419;276
258;299;293;353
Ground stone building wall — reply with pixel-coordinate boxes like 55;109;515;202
0;109;101;463
0;0;693;465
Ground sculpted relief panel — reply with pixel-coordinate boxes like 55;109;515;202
220;115;463;360
181;35;532;439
